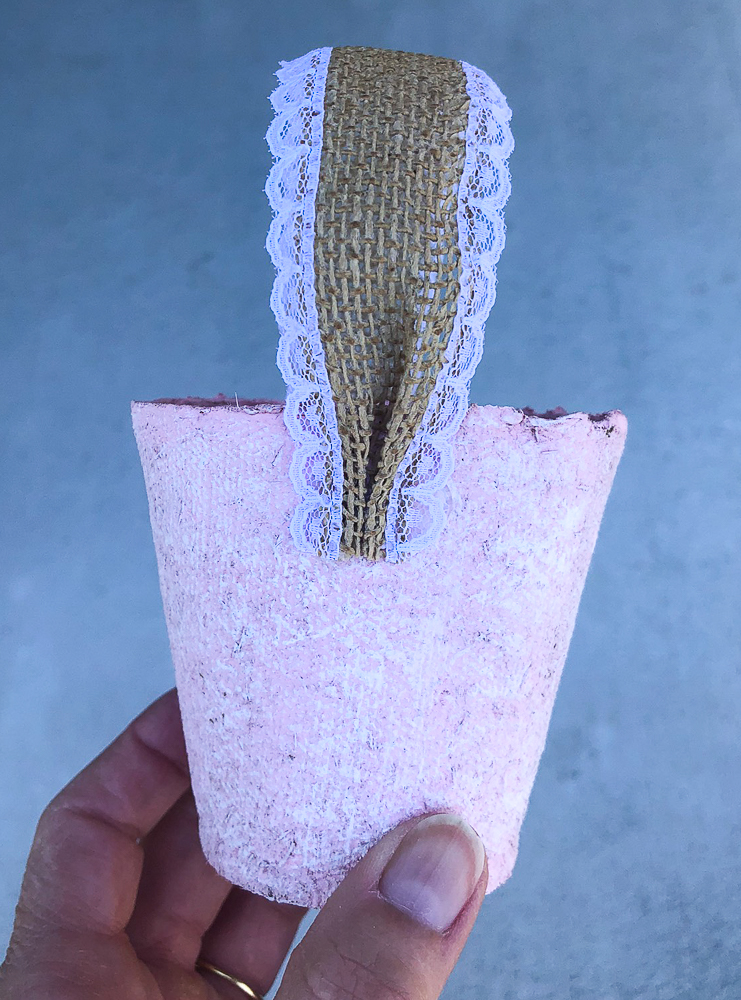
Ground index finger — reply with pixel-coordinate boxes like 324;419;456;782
16;687;191;937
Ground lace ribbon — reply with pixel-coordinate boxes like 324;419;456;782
265;49;513;561
264;47;343;559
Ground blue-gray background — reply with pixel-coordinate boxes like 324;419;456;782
2;1;740;996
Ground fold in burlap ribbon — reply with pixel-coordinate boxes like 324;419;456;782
265;45;513;562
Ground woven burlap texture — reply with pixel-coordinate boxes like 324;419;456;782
314;46;470;560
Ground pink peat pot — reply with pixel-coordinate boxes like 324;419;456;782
132;396;627;908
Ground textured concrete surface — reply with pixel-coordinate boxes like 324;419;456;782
1;1;739;997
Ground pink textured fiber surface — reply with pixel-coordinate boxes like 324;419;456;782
132;399;627;907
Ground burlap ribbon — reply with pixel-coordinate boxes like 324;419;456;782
314;47;470;559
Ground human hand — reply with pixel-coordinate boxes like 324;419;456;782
1;689;488;999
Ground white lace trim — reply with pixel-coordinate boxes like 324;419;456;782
384;61;514;562
264;47;344;559
265;50;513;562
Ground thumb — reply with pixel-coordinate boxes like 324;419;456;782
277;812;488;1000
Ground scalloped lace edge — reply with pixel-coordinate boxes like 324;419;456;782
264;47;344;559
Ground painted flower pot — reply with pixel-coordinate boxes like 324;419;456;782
132;396;627;907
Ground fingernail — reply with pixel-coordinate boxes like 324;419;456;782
378;814;486;933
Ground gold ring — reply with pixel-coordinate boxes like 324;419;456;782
195;959;264;998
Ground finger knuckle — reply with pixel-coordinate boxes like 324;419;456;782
289;933;418;1000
